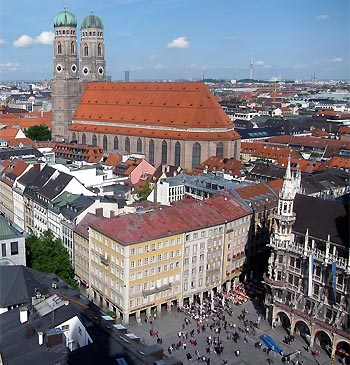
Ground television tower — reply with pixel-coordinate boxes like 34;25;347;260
250;57;254;80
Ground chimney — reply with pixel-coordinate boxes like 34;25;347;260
20;307;28;323
95;207;103;217
38;331;44;346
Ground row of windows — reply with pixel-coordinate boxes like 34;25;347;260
130;239;181;255
130;261;180;278
130;251;181;266
1;242;19;257
56;42;103;56
73;133;225;168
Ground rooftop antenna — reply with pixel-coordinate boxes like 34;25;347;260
249;57;254;80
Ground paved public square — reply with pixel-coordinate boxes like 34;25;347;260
115;298;334;365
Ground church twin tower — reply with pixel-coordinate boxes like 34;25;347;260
51;8;106;141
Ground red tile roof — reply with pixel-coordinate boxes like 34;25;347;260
241;142;299;160
71;82;240;141
235;182;278;211
104;152;123;167
317;156;350;171
276;157;322;173
89;194;251;245
194;156;246;177
268;135;350;149
0;158;29;187
0;111;51;129
52;142;105;163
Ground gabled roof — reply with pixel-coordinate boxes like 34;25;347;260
0;158;29;187
194;156;246;177
52;142;105;163
74;212;103;239
0;265;49;307
104;151;122;167
39;171;73;200
235;182;278;211
71;82;240;141
317;156;350;171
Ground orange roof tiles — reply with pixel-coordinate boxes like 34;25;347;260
104;152;122;167
276;157;321;173
241;142;299;160
0;111;51;129
195;156;245;177
52;142;105;163
71;82;240;141
268;135;350;149
317;156;350;171
0;128;20;139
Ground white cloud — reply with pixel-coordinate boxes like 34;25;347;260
167;36;189;49
35;31;54;45
13;35;34;48
316;14;329;20
0;62;20;72
0;38;6;46
327;57;343;63
154;63;164;70
13;31;54;48
148;54;157;60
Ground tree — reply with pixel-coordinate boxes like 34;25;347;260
136;181;152;201
26;230;77;288
24;124;51;141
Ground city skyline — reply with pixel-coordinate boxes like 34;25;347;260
0;0;349;82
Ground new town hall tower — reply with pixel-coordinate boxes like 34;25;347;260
51;8;106;141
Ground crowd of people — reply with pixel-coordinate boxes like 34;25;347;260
145;290;267;364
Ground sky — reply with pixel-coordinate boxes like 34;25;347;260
0;0;349;82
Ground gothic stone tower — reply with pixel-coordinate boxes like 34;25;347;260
51;8;81;142
51;9;106;141
80;12;106;83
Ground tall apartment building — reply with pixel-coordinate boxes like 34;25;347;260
78;195;251;324
264;160;350;358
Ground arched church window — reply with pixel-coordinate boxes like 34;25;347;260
82;133;86;145
137;138;142;153
84;44;88;57
71;41;75;55
114;136;119;150
149;140;154;165
103;135;108;150
161;140;167;164
71;132;76;142
98;43;102;57
175;141;181;166
125;137;130;152
57;42;62;54
216;142;223;157
92;134;97;146
192;142;201;169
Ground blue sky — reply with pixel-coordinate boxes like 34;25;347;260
0;0;349;82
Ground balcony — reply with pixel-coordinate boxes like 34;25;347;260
262;273;286;289
142;283;172;297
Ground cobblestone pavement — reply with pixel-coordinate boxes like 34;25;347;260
115;299;333;365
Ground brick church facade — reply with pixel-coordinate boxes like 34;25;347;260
51;9;241;169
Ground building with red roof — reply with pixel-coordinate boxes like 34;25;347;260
83;194;251;324
67;82;241;170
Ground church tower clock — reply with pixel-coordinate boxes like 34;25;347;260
80;12;106;83
51;8;81;141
